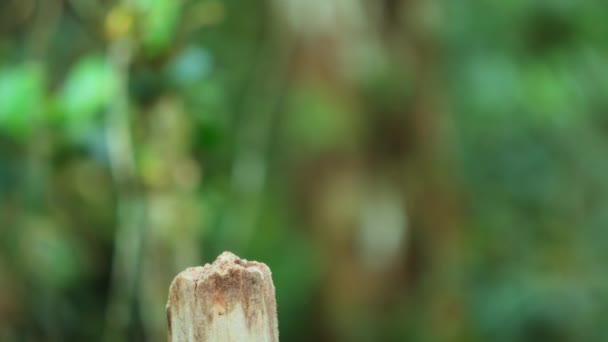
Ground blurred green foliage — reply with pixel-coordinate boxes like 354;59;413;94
0;63;45;138
1;0;608;341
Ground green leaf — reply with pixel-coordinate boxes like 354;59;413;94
136;0;181;55
57;56;117;124
0;63;46;138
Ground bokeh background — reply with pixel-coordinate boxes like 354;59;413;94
1;0;608;341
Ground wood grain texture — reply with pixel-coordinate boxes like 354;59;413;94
166;252;278;342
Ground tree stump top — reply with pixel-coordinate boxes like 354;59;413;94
166;252;278;342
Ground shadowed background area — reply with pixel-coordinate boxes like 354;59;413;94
1;0;608;341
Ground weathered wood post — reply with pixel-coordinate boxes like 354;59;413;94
166;252;279;341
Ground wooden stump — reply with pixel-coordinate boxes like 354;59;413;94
166;252;279;341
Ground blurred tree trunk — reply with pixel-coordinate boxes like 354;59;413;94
273;0;466;340
385;0;466;340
